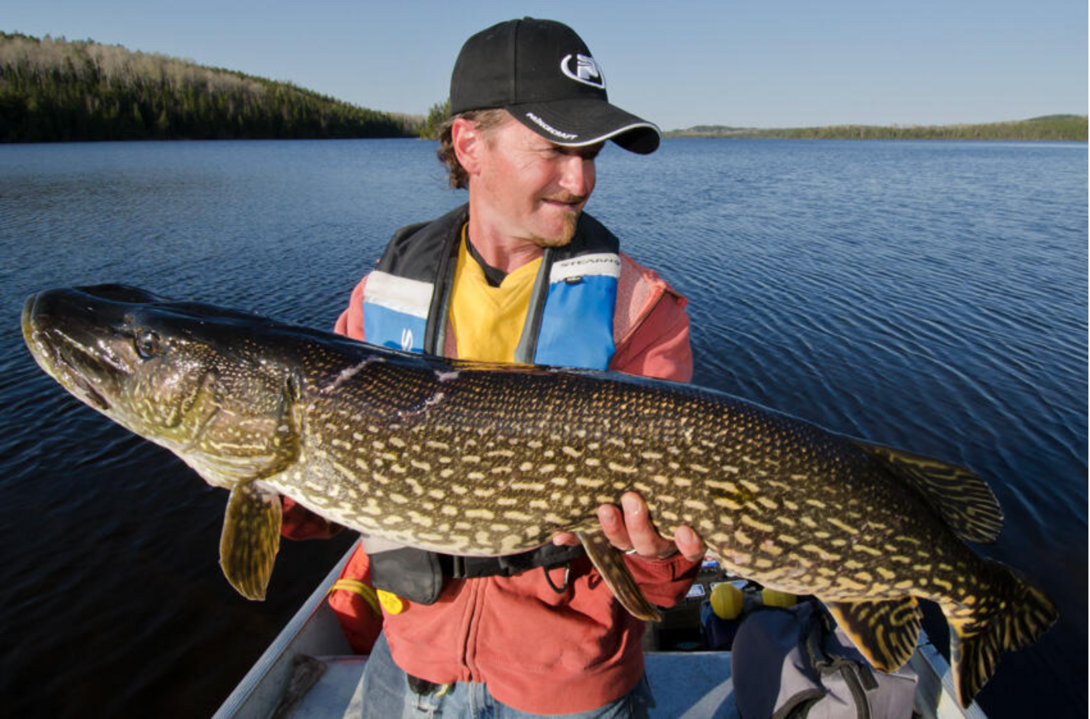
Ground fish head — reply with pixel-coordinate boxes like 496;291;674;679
22;285;301;488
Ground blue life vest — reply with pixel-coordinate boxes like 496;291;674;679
361;204;621;369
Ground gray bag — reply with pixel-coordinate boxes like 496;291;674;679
731;601;918;719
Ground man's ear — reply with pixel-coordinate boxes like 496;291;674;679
451;117;485;177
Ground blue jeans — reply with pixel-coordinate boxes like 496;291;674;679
348;632;653;718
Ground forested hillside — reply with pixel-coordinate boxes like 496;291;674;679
0;32;419;142
667;115;1088;141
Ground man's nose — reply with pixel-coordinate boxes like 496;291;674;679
559;155;594;197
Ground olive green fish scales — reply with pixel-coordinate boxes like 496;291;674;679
22;285;1057;708
290;357;1055;705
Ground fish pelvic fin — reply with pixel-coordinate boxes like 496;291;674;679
824;596;922;672
851;439;1003;543
945;561;1058;707
219;481;283;600
576;529;662;622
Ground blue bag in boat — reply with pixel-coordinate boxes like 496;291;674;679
731;600;918;719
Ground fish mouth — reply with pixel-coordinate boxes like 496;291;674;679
54;350;112;411
20;291;41;346
23;291;113;412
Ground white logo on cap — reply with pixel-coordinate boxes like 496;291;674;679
561;53;605;89
525;112;578;140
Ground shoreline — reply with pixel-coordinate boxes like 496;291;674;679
665;116;1087;142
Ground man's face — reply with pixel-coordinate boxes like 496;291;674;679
472;118;603;247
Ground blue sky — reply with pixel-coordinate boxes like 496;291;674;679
5;0;1086;130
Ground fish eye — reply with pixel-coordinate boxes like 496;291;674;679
134;330;161;359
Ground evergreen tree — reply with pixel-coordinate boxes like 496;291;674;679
418;98;450;140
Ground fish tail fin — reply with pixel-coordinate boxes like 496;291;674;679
946;560;1058;707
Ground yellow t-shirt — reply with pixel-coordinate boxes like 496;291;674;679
448;227;542;363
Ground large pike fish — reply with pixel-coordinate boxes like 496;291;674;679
22;284;1056;706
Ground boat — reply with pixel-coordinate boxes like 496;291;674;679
214;541;987;718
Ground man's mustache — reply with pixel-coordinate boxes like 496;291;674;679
542;193;588;205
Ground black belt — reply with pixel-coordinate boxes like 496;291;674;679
439;543;586;579
370;543;587;605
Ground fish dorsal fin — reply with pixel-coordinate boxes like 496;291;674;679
825;597;922;672
851;440;1003;543
220;481;282;600
576;529;662;622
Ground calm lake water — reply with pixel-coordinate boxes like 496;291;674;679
0;138;1085;717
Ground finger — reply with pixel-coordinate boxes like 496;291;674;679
597;503;631;551
673;525;707;563
551;532;580;547
621;493;675;559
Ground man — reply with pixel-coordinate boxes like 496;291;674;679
284;18;705;717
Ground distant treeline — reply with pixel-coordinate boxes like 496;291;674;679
0;32;421;142
667;115;1088;142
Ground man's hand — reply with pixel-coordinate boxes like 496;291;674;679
553;492;706;562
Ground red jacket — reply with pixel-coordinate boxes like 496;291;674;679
284;250;699;714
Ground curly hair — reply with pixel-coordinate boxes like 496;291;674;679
436;108;511;189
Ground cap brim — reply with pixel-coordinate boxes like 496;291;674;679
509;98;661;154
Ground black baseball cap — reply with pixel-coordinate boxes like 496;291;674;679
450;18;661;154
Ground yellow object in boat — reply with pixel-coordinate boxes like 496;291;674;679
710;583;744;619
762;588;797;608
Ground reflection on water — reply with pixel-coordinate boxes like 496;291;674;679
0;139;1085;717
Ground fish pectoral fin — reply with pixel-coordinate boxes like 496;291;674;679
219;481;283;601
825;596;922;672
850;439;1004;544
576;529;662;622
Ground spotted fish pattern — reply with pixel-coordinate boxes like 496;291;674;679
22;284;1057;707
